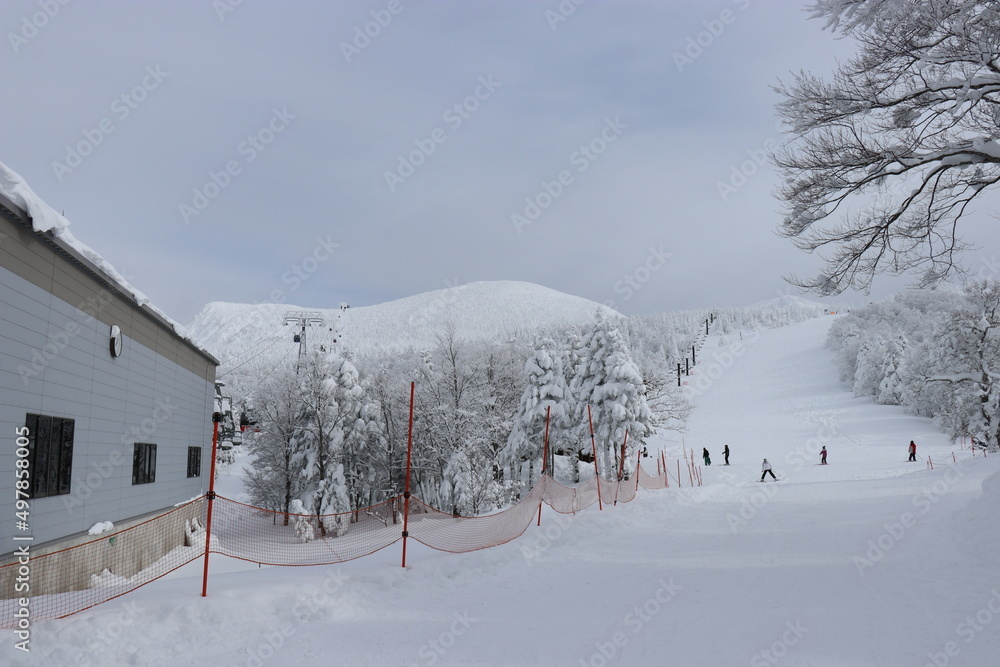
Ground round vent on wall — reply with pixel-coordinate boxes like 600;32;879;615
109;325;123;358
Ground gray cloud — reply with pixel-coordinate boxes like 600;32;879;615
3;1;997;323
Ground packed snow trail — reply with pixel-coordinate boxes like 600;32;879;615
6;316;1000;666
660;316;1000;666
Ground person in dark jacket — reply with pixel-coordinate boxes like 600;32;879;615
723;444;730;465
703;447;711;466
820;446;827;464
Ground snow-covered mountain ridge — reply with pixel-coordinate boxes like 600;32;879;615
188;280;621;372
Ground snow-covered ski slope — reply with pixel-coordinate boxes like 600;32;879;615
9;315;1000;667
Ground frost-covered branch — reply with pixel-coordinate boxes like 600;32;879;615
774;1;1000;293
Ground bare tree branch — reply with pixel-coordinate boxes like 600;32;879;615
773;0;1000;293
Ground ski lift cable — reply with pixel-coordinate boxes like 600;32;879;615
215;329;286;367
223;345;296;407
219;335;288;377
249;348;298;389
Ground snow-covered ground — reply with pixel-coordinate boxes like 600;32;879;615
7;315;1000;666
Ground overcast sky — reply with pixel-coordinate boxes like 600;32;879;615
4;1;1000;325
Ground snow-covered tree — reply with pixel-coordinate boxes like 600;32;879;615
357;363;407;510
928;282;1000;450
876;333;907;405
774;1;1000;294
296;351;361;536
243;365;306;523
637;354;692;431
853;336;887;398
828;284;1000;450
288;499;314;542
407;324;527;514
446;442;517;516
328;353;380;517
504;337;572;488
476;339;524;483
574;313;654;479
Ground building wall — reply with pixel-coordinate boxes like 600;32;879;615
0;210;217;556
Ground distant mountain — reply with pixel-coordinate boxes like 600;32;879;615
749;293;838;313
188;281;621;391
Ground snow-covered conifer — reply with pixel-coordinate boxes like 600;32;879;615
574;312;654;479
504;337;571;487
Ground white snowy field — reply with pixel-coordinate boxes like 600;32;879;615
7;315;1000;666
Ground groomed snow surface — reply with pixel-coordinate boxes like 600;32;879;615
8;316;1000;666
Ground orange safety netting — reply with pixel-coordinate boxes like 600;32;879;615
0;497;205;625
1;459;681;628
609;474;639;504
207;495;403;566
637;462;670;490
540;475;600;514
407;483;544;553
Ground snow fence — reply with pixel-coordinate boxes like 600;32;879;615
0;459;682;627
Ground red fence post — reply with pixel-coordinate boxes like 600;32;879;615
541;405;552;476
401;382;415;568
635;450;642;494
201;413;221;597
587;405;603;511
538;406;551;527
617;430;629;482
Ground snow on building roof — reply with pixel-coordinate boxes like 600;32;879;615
0;160;218;365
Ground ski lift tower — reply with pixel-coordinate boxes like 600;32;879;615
284;310;325;372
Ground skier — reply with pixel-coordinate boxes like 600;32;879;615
761;458;776;481
723;444;730;465
703;447;711;466
642;446;648;458
820;446;827;465
908;440;917;462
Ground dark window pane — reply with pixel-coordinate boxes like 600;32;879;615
24;414;73;498
47;420;63;496
133;444;143;485
25;415;39;496
58;420;74;495
133;443;157;485
187;447;201;478
34;415;51;498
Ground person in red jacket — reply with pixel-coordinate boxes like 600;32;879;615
908;440;917;462
820;446;828;464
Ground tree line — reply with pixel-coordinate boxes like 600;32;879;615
827;282;1000;451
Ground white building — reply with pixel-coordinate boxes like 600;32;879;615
0;168;218;570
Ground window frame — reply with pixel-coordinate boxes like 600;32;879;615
132;442;157;485
24;414;75;499
186;446;202;478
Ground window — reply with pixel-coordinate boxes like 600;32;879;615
132;443;157;485
186;446;202;478
24;414;74;498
